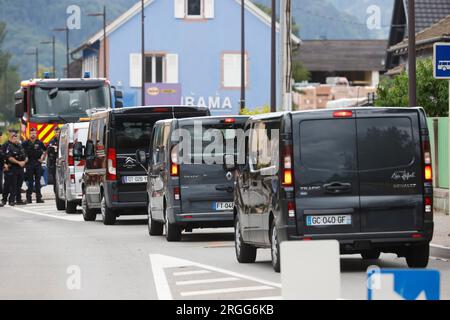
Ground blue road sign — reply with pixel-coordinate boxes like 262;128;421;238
434;43;450;79
367;268;440;300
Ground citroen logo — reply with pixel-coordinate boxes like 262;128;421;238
123;157;136;168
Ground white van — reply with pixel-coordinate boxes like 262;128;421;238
55;122;89;213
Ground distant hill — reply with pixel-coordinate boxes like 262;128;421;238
0;0;395;79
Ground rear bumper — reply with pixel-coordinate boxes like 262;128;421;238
282;222;434;254
174;211;234;228
104;182;147;213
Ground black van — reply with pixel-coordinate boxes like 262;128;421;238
146;116;249;241
79;106;210;225
231;108;434;272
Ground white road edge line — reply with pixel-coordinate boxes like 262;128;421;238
10;206;83;222
180;286;274;297
149;254;281;301
176;277;239;286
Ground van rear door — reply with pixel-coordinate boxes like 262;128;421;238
356;108;423;233
73;125;89;195
293;110;361;235
178;119;246;214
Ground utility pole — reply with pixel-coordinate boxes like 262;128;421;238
270;0;277;113
408;0;416;107
141;0;146;106
53;27;70;78
26;47;39;78
280;0;292;111
240;0;246;111
41;36;56;77
88;5;107;77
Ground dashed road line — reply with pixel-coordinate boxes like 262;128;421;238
176;277;239;286
180;285;274;297
173;270;212;277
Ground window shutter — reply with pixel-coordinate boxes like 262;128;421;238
174;0;185;19
129;53;142;87
166;54;179;84
204;0;215;19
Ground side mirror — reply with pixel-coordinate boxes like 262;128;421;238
73;142;84;160
85;140;95;158
15;100;24;118
224;154;236;171
115;100;123;108
136;149;147;164
15;91;24;101
114;90;123;100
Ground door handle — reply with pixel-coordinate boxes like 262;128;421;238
324;182;351;194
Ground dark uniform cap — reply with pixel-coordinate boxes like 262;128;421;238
30;128;37;132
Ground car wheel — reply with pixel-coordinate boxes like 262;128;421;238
101;195;116;226
82;193;97;222
361;250;381;260
406;244;430;268
65;199;78;214
270;220;281;273
234;215;257;264
164;208;181;242
148;205;163;236
55;191;66;211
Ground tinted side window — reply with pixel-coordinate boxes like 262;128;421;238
357;117;415;170
249;121;280;171
300;119;357;171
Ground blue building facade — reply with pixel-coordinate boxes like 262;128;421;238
75;0;299;115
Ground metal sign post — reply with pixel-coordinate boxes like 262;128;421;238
433;43;450;234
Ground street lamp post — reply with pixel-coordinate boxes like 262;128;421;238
88;5;107;78
26;47;39;78
270;0;277;112
53;27;70;78
408;0;416;107
41;36;56;78
240;0;246;111
141;0;146;106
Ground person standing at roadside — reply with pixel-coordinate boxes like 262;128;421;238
0;132;5;207
47;126;60;187
2;130;27;206
23;128;46;203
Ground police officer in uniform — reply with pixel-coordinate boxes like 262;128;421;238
47;126;60;187
2;130;27;206
23;128;46;203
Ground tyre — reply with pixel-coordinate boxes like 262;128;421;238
361;250;381;260
270;220;281;273
101;195;116;226
164;208;181;242
65;200;78;214
82;193;97;222
55;191;66;211
406;244;430;268
234;215;257;264
148;212;164;236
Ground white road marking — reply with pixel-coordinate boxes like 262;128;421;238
149;254;281;300
173;270;212;277
11;205;84;222
176;277;239;286
180;285;274;297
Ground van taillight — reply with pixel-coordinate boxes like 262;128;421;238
70;174;76;184
422;140;432;182
174;187;180;201
170;146;179;177
68;143;74;166
282;145;293;187
107;148;117;181
333;110;353;118
425;196;432;214
424;165;432;181
287;201;296;218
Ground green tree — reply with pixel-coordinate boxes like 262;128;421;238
376;59;449;117
292;60;310;83
0;21;20;123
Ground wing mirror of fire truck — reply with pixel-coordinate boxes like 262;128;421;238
15;91;23;101
15;100;24;118
85;140;95;159
73;142;84;160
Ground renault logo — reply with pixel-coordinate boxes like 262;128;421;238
226;172;233;181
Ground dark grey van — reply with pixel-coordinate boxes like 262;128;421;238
80;106;210;225
231;108;434;272
146;116;249;241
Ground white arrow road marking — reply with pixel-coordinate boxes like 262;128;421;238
149;254;281;300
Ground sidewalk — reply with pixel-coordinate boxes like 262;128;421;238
41;185;55;201
432;211;450;248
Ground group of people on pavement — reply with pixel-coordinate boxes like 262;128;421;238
0;126;60;207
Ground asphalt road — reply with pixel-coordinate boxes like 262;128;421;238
0;201;449;300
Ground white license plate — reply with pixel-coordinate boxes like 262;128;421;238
122;176;148;184
214;202;234;211
306;215;352;226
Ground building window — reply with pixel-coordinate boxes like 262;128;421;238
187;0;201;17
222;52;248;89
145;55;166;83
